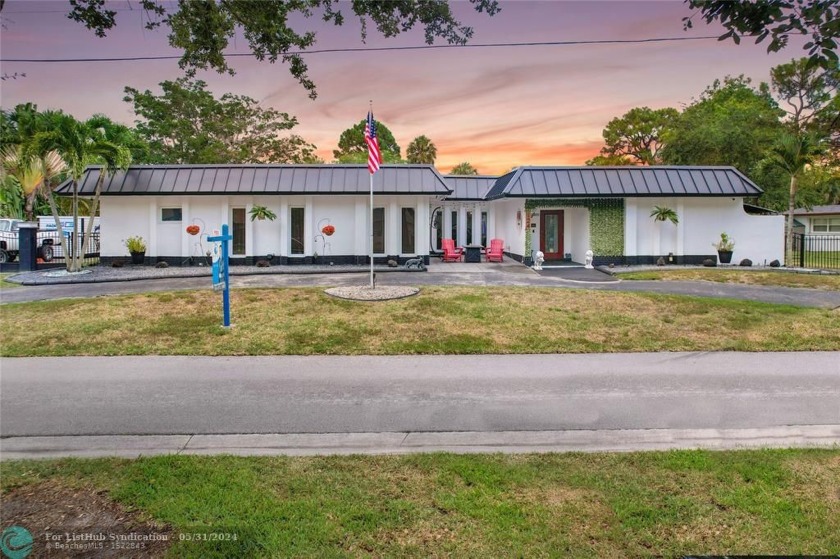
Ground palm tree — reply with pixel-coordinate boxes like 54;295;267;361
30;114;132;271
450;162;479;175
406;135;437;164
765;132;825;264
0;145;66;222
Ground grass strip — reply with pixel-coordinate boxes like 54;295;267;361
618;269;840;291
2;450;838;557
1;287;838;356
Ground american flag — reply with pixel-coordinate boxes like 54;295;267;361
365;110;382;174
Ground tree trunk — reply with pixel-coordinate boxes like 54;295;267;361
78;173;104;270
24;191;35;223
71;180;79;272
45;187;71;269
785;174;798;266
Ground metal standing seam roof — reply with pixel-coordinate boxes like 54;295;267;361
484;166;764;200
441;175;498;200
56;164;453;196
793;204;840;216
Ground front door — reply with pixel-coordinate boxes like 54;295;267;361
540;210;564;260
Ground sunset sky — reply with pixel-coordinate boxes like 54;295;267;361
1;1;806;174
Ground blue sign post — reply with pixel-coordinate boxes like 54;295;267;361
208;224;233;328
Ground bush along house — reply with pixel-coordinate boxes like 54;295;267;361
58;164;784;267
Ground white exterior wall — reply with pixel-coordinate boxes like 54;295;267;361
492;199;526;258
628;197;785;264
100;195;432;259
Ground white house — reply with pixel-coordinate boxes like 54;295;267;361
60;164;785;266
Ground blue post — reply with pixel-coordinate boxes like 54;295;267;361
208;224;233;328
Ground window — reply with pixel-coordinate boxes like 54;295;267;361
432;208;442;251
451;210;458;242
373;207;385;254
290;207;304;255
812;218;840;233
401;208;415;254
161;208;182;222
466;210;473;245
231;208;246;255
481;211;488;247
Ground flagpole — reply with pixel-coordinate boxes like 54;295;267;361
369;100;375;289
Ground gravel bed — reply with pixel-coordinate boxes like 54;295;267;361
605;264;837;275
324;286;420;301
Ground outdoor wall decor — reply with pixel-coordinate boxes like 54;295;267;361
186;224;200;236
524;198;624;258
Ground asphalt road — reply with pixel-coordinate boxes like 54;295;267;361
2;353;838;437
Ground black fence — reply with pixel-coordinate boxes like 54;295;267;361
791;233;840;270
37;231;100;268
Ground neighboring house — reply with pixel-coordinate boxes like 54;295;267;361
792;205;840;235
58;164;784;266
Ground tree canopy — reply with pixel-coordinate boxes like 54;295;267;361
333;120;401;163
124;78;318;165
684;0;839;70
60;0;500;99
450;162;479;175
406;135;437;164
594;107;680;165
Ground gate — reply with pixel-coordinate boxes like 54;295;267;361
791;233;840;270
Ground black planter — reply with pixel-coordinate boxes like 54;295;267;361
717;250;733;264
130;251;145;265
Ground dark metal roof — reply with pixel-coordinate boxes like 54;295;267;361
485;166;764;200
442;175;497;200
56;164;452;196
793;204;840;216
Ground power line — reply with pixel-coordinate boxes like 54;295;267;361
0;35;720;63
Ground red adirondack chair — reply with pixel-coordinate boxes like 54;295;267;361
485;238;504;262
441;238;464;262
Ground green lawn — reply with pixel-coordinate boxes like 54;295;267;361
618;269;840;291
2;450;838;558
0;273;22;288
1;287;839;356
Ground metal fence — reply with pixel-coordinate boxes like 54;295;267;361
791;233;840;270
37;231;100;268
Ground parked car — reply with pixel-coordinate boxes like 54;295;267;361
0;218;56;263
0;217;100;263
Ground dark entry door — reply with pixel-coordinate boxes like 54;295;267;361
540;210;564;260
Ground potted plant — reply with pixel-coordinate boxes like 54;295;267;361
713;232;735;264
249;205;277;221
125;236;146;265
649;206;679;225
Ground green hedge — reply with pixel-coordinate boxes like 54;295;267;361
525;198;624;257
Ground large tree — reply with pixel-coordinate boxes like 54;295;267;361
49;0;499;99
594;107;680;165
406;135;437;164
771;57;840;133
125;78;317;165
661;76;785;174
333;120;401;163
684;1;839;70
29;113;132;272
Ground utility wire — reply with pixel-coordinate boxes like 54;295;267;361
1;35;720;63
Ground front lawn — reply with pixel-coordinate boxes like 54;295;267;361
1;450;838;557
618;268;840;291
1;287;838;356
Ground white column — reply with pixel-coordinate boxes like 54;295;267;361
388;199;399;255
245;198;254;257
279;197;289;257
488;206;496;242
148;199;157;257
472;203;482;245
443;205;452;242
416;198;426;256
458;206;467;247
304;196;313;256
624;198;637;256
